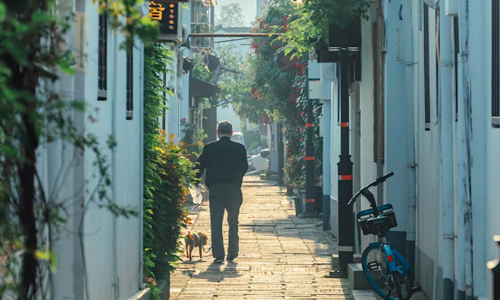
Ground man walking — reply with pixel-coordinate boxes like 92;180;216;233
195;121;248;263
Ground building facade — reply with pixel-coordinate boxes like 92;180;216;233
38;1;148;299
321;0;499;299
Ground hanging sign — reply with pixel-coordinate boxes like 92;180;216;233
149;1;179;36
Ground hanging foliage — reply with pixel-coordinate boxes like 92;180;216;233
143;43;195;299
276;0;371;57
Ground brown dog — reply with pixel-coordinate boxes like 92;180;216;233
185;231;209;260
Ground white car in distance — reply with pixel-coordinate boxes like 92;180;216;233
247;149;270;175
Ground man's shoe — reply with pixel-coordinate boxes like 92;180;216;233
227;255;238;262
213;258;224;263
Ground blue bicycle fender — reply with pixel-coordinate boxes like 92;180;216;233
369;242;380;247
383;245;403;274
393;248;411;272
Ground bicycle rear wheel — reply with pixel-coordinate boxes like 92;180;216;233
361;245;412;300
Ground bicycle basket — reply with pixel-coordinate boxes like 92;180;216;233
357;204;398;236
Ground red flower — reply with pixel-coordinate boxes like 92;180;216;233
284;16;288;21
300;71;304;75
295;63;300;68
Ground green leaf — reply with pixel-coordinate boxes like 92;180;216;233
0;3;6;21
57;59;75;75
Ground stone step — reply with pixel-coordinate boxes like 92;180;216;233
331;253;362;270
351;289;379;300
348;263;372;290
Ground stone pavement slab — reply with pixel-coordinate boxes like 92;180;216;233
170;177;350;299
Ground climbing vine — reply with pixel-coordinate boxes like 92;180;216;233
276;0;371;57
143;43;195;299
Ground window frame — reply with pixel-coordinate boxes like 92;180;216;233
424;3;431;130
98;12;108;101
492;0;500;126
126;53;133;120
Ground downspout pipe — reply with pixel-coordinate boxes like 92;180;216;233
112;29;119;300
439;5;456;300
375;4;383;205
402;0;417;279
138;26;145;290
456;0;473;297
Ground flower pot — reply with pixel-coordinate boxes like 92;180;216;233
299;189;306;212
293;196;302;216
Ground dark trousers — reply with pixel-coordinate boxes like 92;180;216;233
209;183;242;259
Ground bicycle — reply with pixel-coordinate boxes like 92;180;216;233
348;172;413;300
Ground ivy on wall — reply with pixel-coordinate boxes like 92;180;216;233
143;43;194;298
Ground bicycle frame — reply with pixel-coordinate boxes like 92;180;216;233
369;242;411;275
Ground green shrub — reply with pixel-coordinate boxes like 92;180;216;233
143;43;194;297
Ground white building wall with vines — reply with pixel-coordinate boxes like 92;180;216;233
40;1;147;299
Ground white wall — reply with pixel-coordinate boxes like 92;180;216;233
47;1;145;299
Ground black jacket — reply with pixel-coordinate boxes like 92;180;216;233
195;137;248;188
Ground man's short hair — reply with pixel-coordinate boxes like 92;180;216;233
217;121;233;134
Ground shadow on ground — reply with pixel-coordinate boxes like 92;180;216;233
181;262;243;283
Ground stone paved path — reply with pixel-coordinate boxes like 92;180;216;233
170;177;353;299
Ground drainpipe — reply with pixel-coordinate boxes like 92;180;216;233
112;30;119;300
402;0;417;279
138;41;145;290
375;7;384;205
439;5;456;300
456;0;473;297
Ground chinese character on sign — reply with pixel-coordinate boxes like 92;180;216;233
150;1;178;36
149;1;165;21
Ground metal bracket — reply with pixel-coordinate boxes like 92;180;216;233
407;163;418;168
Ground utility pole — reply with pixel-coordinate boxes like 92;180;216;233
328;21;361;275
337;49;354;274
304;96;316;214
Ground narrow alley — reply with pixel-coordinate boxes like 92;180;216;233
170;177;351;300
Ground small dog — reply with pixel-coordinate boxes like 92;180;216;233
185;231;209;260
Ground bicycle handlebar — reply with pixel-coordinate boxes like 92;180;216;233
347;172;394;206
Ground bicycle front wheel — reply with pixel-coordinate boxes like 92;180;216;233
361;245;412;300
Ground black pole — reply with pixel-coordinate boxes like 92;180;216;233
277;122;285;186
305;97;315;214
338;50;354;273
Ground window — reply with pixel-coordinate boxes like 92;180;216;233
126;53;133;120
493;0;500;125
424;3;431;130
98;12;108;100
454;17;460;119
436;11;440;118
372;9;385;163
